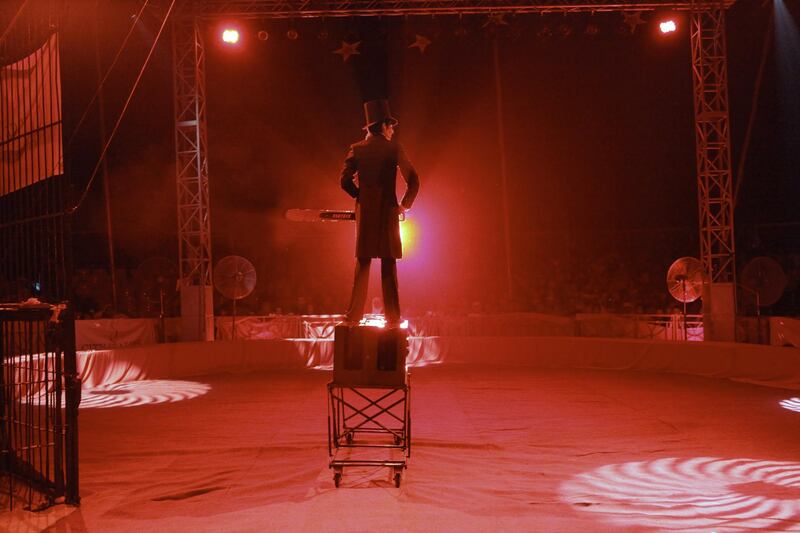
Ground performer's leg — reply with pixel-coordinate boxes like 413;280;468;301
381;258;401;325
345;257;371;323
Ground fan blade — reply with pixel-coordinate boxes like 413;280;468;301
741;257;787;307
213;256;257;300
667;257;706;303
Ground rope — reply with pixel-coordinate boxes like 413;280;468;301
68;0;177;214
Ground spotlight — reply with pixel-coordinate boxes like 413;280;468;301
359;315;409;329
222;28;240;44
659;19;677;33
286;28;299;40
399;217;417;255
257;30;269;41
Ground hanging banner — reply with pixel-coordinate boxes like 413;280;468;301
0;33;63;196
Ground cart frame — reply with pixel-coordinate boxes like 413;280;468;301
327;376;411;487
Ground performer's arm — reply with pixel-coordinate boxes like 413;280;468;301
397;143;420;209
340;147;359;199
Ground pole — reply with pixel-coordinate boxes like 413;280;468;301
232;298;237;340
492;36;514;300
682;280;688;341
94;2;118;313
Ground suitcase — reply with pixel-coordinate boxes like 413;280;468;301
333;324;408;387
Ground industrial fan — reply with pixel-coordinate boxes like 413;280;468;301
666;257;707;340
740;256;787;311
212;255;257;339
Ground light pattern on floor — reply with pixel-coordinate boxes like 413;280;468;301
780;398;800;413
79;380;211;408
561;457;800;530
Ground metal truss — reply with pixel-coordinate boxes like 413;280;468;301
689;7;735;284
172;13;213;331
171;0;739;331
189;0;734;18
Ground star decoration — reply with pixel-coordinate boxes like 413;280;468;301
333;40;361;62
409;34;431;53
536;26;553;41
483;12;508;28
509;22;524;41
622;11;645;33
557;23;573;38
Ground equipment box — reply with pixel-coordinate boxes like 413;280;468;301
333;324;408;387
328;323;411;487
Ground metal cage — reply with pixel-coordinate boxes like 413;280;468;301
0;303;79;510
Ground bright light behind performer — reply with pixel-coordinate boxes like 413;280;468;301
399;217;417;255
340;100;420;327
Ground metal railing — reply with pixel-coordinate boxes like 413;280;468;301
406;312;705;341
0;303;79;510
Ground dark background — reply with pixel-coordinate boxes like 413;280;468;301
55;0;799;316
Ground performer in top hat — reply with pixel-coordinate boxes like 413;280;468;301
341;99;420;326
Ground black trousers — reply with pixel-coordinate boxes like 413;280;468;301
345;257;400;324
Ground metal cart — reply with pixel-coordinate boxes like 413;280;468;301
327;324;411;487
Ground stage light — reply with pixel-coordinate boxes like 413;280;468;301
257;30;269;41
659;20;677;33
359;315;409;329
399;217;417;255
222;28;240;44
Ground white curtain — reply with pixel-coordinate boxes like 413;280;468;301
0;33;63;196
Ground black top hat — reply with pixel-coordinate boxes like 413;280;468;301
363;99;398;128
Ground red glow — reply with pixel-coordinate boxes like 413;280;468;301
660;20;678;33
222;28;240;44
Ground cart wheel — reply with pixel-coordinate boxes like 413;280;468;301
333;472;342;488
393;472;401;488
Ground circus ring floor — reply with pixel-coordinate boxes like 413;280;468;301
3;337;800;532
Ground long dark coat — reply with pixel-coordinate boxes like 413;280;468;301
341;134;420;259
